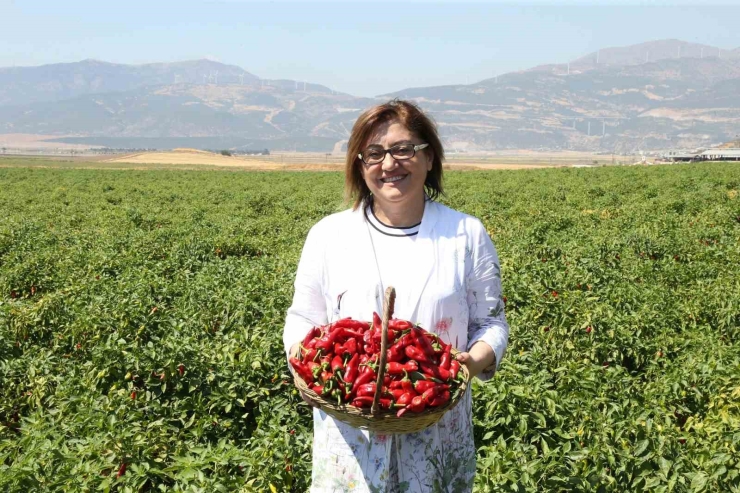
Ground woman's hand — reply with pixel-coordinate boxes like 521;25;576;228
299;390;321;408
455;341;496;379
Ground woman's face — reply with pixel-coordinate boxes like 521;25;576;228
359;120;433;208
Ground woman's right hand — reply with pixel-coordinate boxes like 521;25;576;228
300;390;321;408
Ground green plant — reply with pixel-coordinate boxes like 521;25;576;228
1;162;739;492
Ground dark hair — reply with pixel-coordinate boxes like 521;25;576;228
344;99;444;209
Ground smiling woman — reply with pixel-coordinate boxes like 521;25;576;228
344;100;445;228
283;99;509;492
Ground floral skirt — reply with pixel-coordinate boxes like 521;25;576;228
310;389;476;493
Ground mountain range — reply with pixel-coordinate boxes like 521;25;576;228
1;39;739;153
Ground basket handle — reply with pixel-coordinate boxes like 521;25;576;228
371;286;395;415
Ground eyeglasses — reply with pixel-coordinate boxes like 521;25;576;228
358;143;429;166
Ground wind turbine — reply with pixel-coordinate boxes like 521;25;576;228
239;74;244;85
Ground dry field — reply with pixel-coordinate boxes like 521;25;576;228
102;148;613;170
1;142;637;170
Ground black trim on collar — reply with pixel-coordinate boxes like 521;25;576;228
364;205;420;237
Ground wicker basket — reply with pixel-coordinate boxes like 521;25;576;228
292;286;470;434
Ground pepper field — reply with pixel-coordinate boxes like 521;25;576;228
0;161;739;492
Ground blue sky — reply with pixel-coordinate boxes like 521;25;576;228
2;0;739;97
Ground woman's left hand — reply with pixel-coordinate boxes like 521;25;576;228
455;341;496;379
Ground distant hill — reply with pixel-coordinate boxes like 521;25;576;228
719;138;740;148
382;40;740;152
1;39;739;152
0;59;258;107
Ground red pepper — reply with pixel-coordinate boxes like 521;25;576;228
329;318;351;332
359;354;370;365
343;338;359;356
315;331;339;352
302;326;320;347
414;380;438;393
343;353;360;387
373;327;398;343
429;390;451;407
405;345;433;365
389;380;404;390
320;370;333;384
421;385;446;405
356;383;377;397
341;328;365;339
412;328;438;361
372;312;382;332
353;367;376;389
351;396;393;409
439;343;452;371
389;319;414;330
386;345;404;363
331;355;344;374
334;318;371;331
396;391;416;406
419;362;451;382
386;333;412;362
385;362;405;376
307;361;322;380
302;347;319;363
289;357;315;383
386;361;419;376
401;379;415;394
311;384;328;396
407;395;426;413
450;360;461;380
389;388;405;400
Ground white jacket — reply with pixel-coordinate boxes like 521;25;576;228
283;199;509;492
284;199;508;371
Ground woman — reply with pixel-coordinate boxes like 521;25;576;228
283;100;509;492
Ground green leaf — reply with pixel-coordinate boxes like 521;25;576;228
634;439;650;456
690;472;708;491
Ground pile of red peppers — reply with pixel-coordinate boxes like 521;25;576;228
289;313;465;417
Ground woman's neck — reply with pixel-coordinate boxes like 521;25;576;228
371;195;426;227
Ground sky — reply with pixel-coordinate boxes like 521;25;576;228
1;0;740;97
